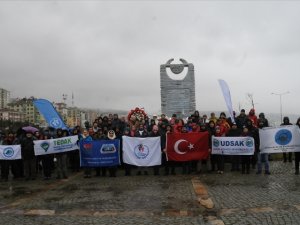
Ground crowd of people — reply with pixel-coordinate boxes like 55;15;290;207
1;109;300;182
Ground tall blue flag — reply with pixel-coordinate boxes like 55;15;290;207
33;99;68;129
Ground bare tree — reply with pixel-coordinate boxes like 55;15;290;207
246;93;255;109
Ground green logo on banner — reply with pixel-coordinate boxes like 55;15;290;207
41;142;50;152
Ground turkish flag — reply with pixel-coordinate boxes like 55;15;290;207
166;132;210;161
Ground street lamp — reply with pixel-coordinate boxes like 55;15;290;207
271;91;290;123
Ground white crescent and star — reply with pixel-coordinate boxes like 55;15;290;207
174;139;194;154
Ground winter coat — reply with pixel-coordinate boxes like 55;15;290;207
21;137;35;160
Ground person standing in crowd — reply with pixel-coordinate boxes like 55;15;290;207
93;128;106;177
149;125;161;176
209;112;218;124
248;109;258;127
21;131;37;180
55;129;68;179
245;119;260;169
226;123;242;171
257;113;269;127
215;126;225;174
162;124;176;176
295;118;300;175
235;109;248;130
192;110;201;124
33;130;43;174
148;119;156;133
92;121;99;133
112;114;121;130
174;119;185;133
69;128;80;173
41;132;54;180
160;114;169;125
257;114;271;175
123;128;133;176
197;122;210;173
207;120;216;172
135;124;149;175
281;117;293;163
1;131;16;181
13;128;26;179
180;124;191;174
219;112;231;134
201;114;209;125
80;129;93;178
240;126;252;174
106;130;118;177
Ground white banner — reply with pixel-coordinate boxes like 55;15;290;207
122;136;161;166
212;136;255;155
0;145;21;160
218;79;235;123
34;135;79;155
259;125;300;153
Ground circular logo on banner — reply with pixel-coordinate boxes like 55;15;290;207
275;129;292;146
213;139;220;147
134;144;149;159
50;118;62;128
3;147;14;158
245;138;254;147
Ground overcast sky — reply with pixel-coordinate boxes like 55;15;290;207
1;1;300;116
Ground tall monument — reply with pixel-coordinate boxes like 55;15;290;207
160;58;196;117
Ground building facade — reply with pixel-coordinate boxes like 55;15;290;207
8;97;45;126
0;109;24;122
0;88;10;109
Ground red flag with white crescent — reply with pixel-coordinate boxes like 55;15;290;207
166;132;210;161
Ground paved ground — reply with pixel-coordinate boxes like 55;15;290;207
0;161;299;225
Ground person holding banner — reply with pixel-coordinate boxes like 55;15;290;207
1;131;16;181
207;120;217;172
149;125;161;176
162;125;176;176
55;129;69;179
69;128;81;173
226;123;242;172
122;128;133;176
105;130;118;177
215;126;225;174
135;124;149;175
41;132;54;180
257;116;270;175
281;117;293;163
240;126;252;174
93;128;106;177
80;129;93;178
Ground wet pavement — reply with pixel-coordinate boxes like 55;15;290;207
0;161;300;224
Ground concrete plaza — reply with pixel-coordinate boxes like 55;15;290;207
0;161;299;225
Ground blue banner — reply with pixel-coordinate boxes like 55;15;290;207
33;99;68;129
80;139;120;167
